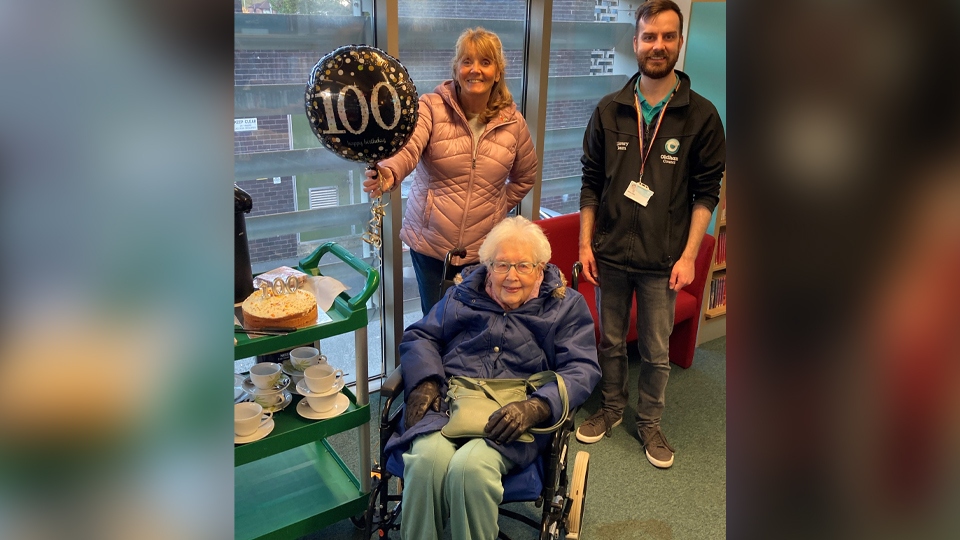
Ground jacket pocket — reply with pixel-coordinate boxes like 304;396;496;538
423;189;435;230
592;227;607;251
592;195;609;249
495;190;507;219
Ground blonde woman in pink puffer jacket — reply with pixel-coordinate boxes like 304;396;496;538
362;27;539;314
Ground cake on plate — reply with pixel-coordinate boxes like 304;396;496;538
241;288;318;329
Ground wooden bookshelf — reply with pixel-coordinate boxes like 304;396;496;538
704;177;726;320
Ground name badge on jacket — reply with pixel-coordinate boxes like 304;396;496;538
624;180;653;207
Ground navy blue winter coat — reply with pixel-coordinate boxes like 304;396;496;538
383;262;601;471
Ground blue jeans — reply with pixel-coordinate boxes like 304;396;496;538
594;263;677;434
410;249;468;315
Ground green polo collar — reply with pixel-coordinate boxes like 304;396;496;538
635;73;680;125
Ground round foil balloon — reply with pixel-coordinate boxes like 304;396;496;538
305;45;419;163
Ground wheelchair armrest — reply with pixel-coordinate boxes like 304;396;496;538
380;366;404;400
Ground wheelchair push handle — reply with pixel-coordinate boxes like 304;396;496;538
444;247;467;267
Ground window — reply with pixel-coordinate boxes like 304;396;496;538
234;1;380;383
540;0;636;216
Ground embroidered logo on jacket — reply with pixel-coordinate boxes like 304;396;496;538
661;138;680;164
617;141;629;151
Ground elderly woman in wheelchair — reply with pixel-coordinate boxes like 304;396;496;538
384;216;601;540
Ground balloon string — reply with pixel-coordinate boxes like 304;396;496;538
362;197;386;251
360;173;386;373
361;170;386;269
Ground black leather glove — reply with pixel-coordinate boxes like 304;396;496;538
404;379;441;430
484;397;552;445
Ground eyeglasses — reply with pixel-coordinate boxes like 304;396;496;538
490;261;538;275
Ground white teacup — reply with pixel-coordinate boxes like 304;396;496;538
234;402;272;437
305;391;339;413
251;391;285;409
289;347;323;372
304;364;343;394
250;362;283;389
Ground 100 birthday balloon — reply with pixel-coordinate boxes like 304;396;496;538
305;45;418;163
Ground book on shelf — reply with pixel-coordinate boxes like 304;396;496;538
722;230;726;264
720;275;725;307
714;230;726;266
708;273;726;310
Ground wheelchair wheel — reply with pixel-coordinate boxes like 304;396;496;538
349;513;367;529
351;468;403;538
564;451;590;539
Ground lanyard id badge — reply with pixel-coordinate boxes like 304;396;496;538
625;176;654;206
625;78;679;208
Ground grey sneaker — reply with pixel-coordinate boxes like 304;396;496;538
641;427;675;468
575;410;622;444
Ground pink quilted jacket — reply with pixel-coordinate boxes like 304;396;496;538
378;80;538;263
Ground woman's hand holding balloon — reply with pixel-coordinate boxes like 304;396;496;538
362;166;394;198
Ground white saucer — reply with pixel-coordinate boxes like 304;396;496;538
248;389;292;412
281;359;305;377
234;374;244;400
296;393;350;420
283;357;329;376
235;418;275;444
241;374;290;394
288;374;307;396
295;377;344;397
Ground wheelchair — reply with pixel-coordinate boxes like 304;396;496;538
354;248;591;539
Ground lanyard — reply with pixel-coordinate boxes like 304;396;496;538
634;79;679;186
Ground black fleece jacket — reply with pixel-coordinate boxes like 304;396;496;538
580;70;725;274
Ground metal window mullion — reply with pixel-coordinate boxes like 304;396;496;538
519;0;553;221
373;0;404;379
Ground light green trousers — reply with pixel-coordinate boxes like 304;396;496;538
401;431;515;540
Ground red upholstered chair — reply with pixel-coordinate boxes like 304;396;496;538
667;232;715;368
537;212;715;369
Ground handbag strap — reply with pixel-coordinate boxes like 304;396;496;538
468;379;519;408
525;371;569;435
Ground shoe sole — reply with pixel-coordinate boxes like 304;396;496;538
645;448;674;469
575;418;622;444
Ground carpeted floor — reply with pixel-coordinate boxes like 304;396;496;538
309;336;726;539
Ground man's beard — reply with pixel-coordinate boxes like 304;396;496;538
638;51;678;79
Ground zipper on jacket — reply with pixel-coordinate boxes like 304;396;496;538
456;123;484;248
456;117;517;249
457;152;479;249
452;100;481;249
